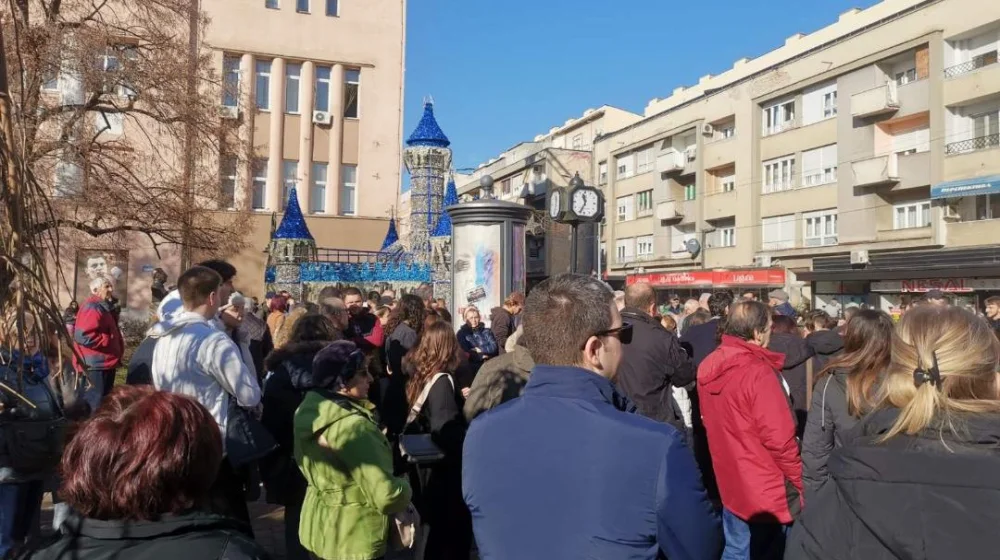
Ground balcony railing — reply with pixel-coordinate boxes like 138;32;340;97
944;50;999;78
945;133;1000;155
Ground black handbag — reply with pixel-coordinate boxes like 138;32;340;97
398;373;452;466
1;417;66;472
225;396;278;468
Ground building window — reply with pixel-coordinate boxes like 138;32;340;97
636;235;654;258
309;162;327;213
98;45;138;98
763;100;795;135
615;238;635;263
804;209;838;247
684;184;696;201
220;155;237;209
616;153;634;179
762;214;796;250
635;146;654;174
222;55;240;108
285;62;301;114
896;67;917;85
721;174;736;193
251;159;267;210
598;161;608;185
344;69;359;119
714;218;736;248
341;164;357;215
802;144;838;187
616;196;634;222
255;59;271;110
965;194;1000;221
281;160;298;210
41;64;60;91
763;155;795;193
636;190;653;217
719;124;735;139
572;134;583;149
893;201;931;229
892;123;930;155
314;66;331;112
265;0;278;8
326;0;338;16
296;0;309;12
94;111;124;135
802;82;837;125
53;156;83;198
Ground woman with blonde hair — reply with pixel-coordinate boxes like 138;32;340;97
402;321;471;560
787;304;1000;560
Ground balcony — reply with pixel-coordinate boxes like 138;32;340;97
852;153;899;187
945;133;1000;155
944;50;999;79
656;200;684;222
851;81;899;119
656;150;684;174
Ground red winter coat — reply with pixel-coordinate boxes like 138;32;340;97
697;335;802;524
73;294;124;371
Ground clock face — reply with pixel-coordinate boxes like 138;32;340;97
549;190;562;219
572;188;600;218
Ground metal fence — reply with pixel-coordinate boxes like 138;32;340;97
945;133;1000;155
943;51;999;78
314;247;412;264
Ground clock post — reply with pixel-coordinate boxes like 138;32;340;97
552;172;605;275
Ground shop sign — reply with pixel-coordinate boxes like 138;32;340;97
627;268;786;288
871;278;1000;293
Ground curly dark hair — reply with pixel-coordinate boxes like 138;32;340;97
385;293;426;338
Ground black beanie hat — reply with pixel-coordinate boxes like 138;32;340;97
312;340;365;389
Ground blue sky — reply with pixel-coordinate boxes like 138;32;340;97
401;0;878;183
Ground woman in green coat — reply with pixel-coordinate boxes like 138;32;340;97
294;340;412;560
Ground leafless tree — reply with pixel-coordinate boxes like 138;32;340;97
2;0;254;269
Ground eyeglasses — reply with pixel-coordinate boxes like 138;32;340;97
583;322;633;348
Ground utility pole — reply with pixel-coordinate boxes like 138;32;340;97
179;0;200;270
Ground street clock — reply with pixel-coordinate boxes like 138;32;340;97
548;186;568;222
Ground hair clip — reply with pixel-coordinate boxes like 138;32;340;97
913;351;942;390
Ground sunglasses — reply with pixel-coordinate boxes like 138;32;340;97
583;322;633;348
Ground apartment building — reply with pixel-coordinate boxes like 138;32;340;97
599;0;1000;315
458;106;641;288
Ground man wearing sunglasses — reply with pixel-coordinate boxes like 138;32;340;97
616;282;697;437
463;273;721;560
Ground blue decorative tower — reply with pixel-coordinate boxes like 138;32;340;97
266;187;316;299
429;177;459;307
403;99;452;264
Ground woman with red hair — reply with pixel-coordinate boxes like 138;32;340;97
26;386;267;559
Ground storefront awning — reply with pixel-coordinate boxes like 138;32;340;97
626;268;786;288
931;174;1000;199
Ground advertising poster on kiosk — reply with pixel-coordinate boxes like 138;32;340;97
453;223;502;327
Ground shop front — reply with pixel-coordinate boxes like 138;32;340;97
626;268;787;306
799;246;1000;320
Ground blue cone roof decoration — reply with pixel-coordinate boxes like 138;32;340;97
431;178;459;238
273;187;314;240
406;101;450;148
380;217;400;250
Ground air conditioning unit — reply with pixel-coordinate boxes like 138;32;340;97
685;146;697;162
218;105;238;119
753;255;772;267
850;250;870;265
312;111;332;125
701;123;715;136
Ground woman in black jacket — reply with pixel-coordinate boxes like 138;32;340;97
259;314;339;560
403;321;471;560
766;314;815;437
381;294;425;437
803;310;844;368
27;386;267;560
800;309;893;498
788;305;1000;560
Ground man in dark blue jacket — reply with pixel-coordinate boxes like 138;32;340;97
463;273;722;560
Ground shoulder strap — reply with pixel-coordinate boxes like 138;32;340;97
805;358;814;411
404;372;454;429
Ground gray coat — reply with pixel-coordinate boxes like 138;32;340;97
800;370;856;499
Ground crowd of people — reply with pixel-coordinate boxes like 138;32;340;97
4;261;1000;560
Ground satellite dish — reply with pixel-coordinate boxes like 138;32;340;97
685;238;702;257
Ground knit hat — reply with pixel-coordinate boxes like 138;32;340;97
312;340;365;390
768;289;790;302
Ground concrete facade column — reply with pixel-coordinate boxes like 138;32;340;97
237;53;255;210
326;63;345;215
299;61;315;213
266;57;286;212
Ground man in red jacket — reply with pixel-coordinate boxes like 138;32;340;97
697;300;802;560
74;276;125;398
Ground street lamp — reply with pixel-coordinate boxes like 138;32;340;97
479;175;495;200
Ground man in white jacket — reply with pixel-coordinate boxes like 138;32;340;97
149;265;261;527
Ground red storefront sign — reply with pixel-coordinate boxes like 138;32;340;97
626;268;786;288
